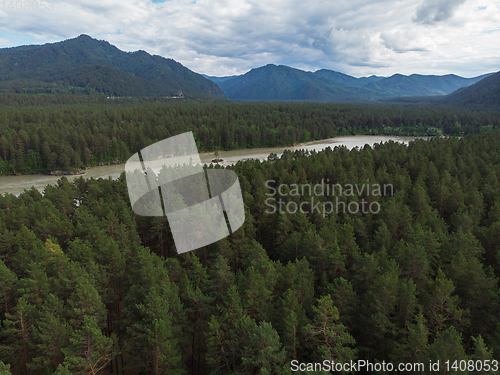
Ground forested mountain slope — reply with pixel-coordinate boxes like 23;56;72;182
211;64;491;102
380;70;500;110
313;68;384;88
364;72;491;97
218;64;390;102
443;70;500;111
0;35;225;97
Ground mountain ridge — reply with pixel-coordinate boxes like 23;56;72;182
0;34;226;97
0;35;495;105
215;64;392;102
206;64;493;102
442;70;500;110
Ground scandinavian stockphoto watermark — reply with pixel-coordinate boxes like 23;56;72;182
265;179;393;217
125;132;245;254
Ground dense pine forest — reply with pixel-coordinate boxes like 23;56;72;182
1;94;499;175
1;118;500;374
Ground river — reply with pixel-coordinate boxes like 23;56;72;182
0;135;427;196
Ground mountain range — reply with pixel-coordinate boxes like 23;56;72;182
0;35;225;97
442;70;500;110
0;35;497;110
204;64;492;102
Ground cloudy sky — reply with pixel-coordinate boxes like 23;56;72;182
0;0;499;77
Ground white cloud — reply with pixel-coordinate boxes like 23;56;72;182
0;0;498;77
413;0;468;24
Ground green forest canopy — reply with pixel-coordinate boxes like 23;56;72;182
1;127;500;374
0;94;498;175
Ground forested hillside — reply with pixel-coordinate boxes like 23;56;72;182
363;73;492;97
2;65;172;97
383;71;500;111
1;129;500;374
443;71;500;111
211;64;491;102
217;64;386;102
1;94;499;175
0;35;225;97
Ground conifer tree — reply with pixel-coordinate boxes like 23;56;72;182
0;298;35;374
471;335;495;375
29;294;71;373
427;327;469;375
61;315;115;375
0;260;17;317
305;295;356;366
424;269;467;335
127;284;184;375
242;321;286;375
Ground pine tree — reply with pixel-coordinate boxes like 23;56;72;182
60;275;115;374
305;295;356;367
427;327;469;375
125;260;184;375
391;311;429;366
0;230;15;267
241;321;286;375
61;315;115;375
326;277;358;327
424;269;466;335
18;262;50;311
13;226;48;278
277;258;315;316
205;285;246;374
205;316;231;375
0;260;17;317
134;284;184;374
239;265;272;321
362;259;400;355
29;294;71;373
449;251;499;342
471;335;495;375
0;298;35;374
208;255;235;305
67;276;107;327
277;289;308;361
181;253;213;374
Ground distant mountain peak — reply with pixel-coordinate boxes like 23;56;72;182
0;35;226;97
443;70;500;110
68;34;101;44
205;64;492;102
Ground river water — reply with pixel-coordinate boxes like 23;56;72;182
0;135;427;196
